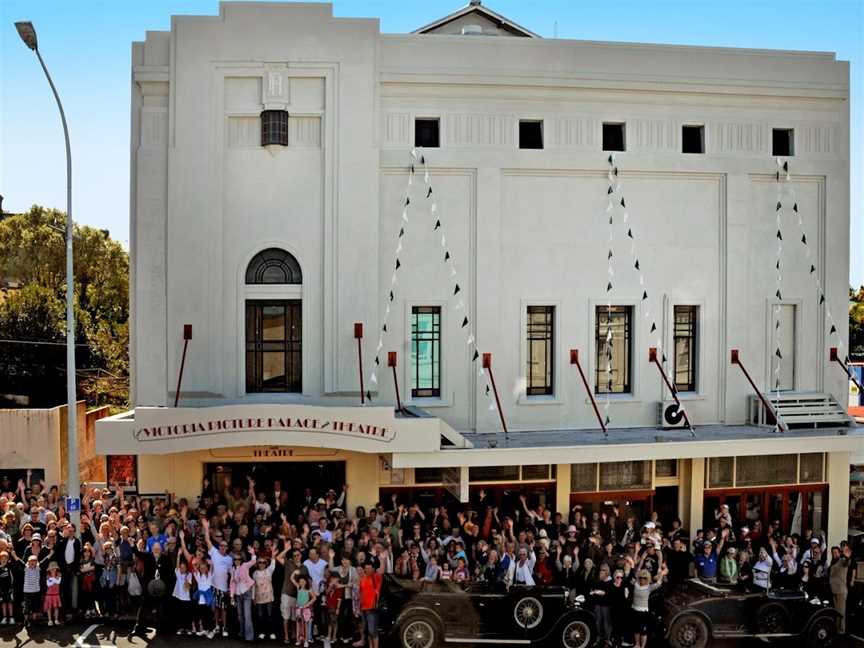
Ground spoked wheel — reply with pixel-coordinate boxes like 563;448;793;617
398;614;441;648
560;618;592;648
806;617;838;648
513;596;543;630
756;602;790;635
668;613;709;648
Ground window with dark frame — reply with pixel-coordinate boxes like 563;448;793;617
519;120;544;149
772;128;794;157
682;125;704;154
415;118;440;148
245;300;302;393
602;122;626;152
526;305;554;396
673;305;698;392
411;306;441;398
260;110;289;146
595;305;632;394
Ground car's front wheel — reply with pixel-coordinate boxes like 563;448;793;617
668;613;710;648
560;617;593;648
397;612;442;648
806;617;838;648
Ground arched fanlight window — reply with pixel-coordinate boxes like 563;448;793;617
245;248;302;284
261;110;289;146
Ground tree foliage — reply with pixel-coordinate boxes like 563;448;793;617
851;285;864;361
0;205;129;406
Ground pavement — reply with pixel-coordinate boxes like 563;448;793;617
0;620;859;648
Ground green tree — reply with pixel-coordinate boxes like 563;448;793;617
851;285;864;360
0;205;128;406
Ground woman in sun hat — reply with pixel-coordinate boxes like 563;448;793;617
43;562;62;625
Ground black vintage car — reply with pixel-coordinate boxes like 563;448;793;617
379;575;596;648
661;578;841;648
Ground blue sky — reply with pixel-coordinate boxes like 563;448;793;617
1;0;862;286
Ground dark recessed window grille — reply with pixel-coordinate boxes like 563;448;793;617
519;120;544;149
415;118;440;148
526;305;554;396
245;300;302;393
673;305;698;392
602;122;626;152
411;306;441;398
595;305;632;394
261;110;289;146
245;248;302;285
772;128;794;157
682;125;705;154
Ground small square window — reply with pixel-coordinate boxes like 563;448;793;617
772;128;794;157
519;120;543;149
682;125;704;154
602;122;626;152
415;118;440;148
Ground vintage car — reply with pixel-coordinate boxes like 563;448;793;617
379;575;596;648
661;578;841;648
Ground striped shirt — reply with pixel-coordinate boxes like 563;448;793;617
23;565;41;594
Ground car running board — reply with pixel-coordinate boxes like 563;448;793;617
445;639;531;645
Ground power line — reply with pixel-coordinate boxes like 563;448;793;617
0;338;90;347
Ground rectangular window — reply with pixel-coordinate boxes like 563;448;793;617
772;128;794;157
519;120;544;149
570;463;598;492
411;306;441;398
414;468;445;484
595;305;632;394
599;461;652;490
655;459;678;478
673;305;698;392
469;465;520;482
707;457;734;488
415;118;440;148
736;454;797;487
526;305;554;396
682;125;704;154
799;453;825;483
521;465;552;481
245;300;302;393
602;122;626;151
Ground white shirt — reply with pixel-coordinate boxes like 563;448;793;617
173;570;192;601
513;552;536;587
64;539;75;565
209;546;233;591
303;558;328;592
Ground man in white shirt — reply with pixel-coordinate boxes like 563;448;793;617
202;518;233;637
513;546;536;587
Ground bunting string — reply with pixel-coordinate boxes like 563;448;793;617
605;154;694;434
602;156;616;434
776;158;851;371
772;160;785;433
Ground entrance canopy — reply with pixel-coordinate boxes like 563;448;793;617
96;403;471;456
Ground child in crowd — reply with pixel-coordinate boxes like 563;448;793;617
43;562;62;626
18;553;44;627
295;574;315;647
0;551;15;624
252;554;277;640
173;559;194;636
324;573;341;647
193;559;215;638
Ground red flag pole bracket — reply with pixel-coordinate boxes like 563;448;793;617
649;348;695;437
830;347;863;393
388;352;404;414
482;353;508;436
570;349;607;437
173;324;192;408
354;323;365;404
730;349;787;432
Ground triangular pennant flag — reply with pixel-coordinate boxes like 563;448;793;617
461;316;469;328
776;171;781;182
370;372;377;385
776;260;780;270
775;348;783;359
613;167;618;176
627;228;633;238
472;350;479;361
607;186;614;195
405;197;410;206
776;289;782;299
389;290;394;302
434;220;441;230
776;319;780;329
608;215;613;225
776;201;782;211
382;324;387;332
604;415;611;426
607;380;613;391
426;186;432;198
608;154;614;165
420;155;425;165
810;264;816;274
642;290;648;300
454;284;461;295
650;322;657;333
801;234;807;245
634;260;640;270
662;354;667;363
410;164;415;174
793;203;798;213
398;227;404;238
365;390;372;401
783;161;789;172
485;385;490;395
620;198;626;208
444;251;450;261
607;281;613;292
395;258;401;270
830;324;837;334
776;230;783;240
374;356;380;365
608;249;613;260
820;293;825;304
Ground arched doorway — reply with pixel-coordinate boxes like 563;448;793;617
244;248;303;393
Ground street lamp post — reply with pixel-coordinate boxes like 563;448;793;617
15;21;80;535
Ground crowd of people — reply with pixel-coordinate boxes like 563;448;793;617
0;473;858;648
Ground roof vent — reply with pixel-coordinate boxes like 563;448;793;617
461;24;483;35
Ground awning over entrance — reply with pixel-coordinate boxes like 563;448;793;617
96;403;472;456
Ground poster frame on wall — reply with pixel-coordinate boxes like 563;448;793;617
105;455;139;493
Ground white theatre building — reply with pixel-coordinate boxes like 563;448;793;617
98;1;862;543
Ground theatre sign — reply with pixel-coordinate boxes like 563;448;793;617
96;404;446;455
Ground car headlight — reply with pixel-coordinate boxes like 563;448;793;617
574;595;586;604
